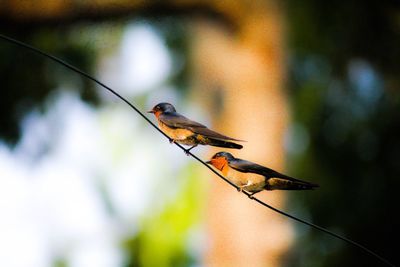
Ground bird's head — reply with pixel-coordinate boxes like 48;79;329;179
147;102;176;117
206;151;234;171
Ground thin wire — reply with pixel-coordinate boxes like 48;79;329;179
0;33;395;267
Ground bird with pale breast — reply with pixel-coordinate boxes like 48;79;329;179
207;152;318;197
148;103;244;154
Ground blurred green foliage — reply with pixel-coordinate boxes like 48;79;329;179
122;163;205;267
0;28;101;144
1;19;200;267
285;1;400;266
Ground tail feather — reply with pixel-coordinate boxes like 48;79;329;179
193;127;245;142
266;178;319;191
207;138;243;149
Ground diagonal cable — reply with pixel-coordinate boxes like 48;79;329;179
0;33;395;267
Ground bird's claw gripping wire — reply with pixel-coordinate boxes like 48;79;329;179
248;192;257;200
184;145;197;156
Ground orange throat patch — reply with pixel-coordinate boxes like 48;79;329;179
211;157;229;176
154;110;162;119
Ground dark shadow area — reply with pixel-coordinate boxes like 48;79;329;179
285;1;400;266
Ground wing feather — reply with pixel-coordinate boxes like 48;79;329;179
229;158;316;185
191;127;243;142
159;112;243;142
159;112;206;128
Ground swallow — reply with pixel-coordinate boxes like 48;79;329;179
148;103;243;153
207;152;318;197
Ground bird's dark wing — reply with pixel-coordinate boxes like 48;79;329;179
159;112;206;128
229;158;317;185
160;112;244;142
191;127;244;142
229;158;277;176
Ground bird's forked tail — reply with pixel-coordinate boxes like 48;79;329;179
207;138;243;149
266;178;319;191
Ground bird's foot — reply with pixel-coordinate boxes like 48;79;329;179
169;138;175;144
183;145;197;156
248;192;258;200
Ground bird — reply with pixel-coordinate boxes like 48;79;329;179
206;151;318;197
148;103;244;154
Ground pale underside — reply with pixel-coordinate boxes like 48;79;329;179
158;120;197;146
226;167;267;192
225;167;297;192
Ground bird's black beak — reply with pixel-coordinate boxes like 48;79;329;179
205;160;212;164
147;110;155;114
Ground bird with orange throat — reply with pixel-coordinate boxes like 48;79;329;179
148;103;244;154
207;152;318;197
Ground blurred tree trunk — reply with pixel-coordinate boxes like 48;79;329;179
190;1;292;267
